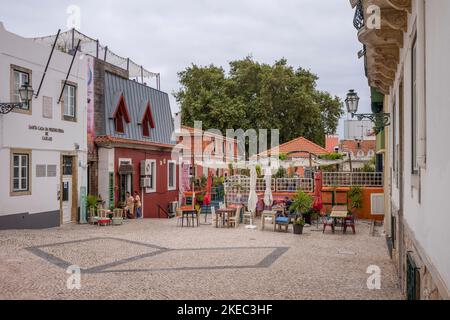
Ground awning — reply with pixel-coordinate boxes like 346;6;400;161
119;164;134;174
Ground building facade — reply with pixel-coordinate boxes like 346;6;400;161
93;73;178;218
351;0;450;299
0;23;87;229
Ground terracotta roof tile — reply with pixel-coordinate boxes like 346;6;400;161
261;136;329;158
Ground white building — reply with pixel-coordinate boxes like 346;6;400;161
351;0;450;299
0;23;87;229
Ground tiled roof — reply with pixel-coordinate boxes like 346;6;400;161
260;136;329;158
95;135;174;149
340;140;376;157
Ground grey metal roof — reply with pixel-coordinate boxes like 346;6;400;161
104;73;175;145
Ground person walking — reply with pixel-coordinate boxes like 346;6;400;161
125;192;135;219
134;191;142;219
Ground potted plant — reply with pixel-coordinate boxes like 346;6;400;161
293;217;306;234
290;190;313;225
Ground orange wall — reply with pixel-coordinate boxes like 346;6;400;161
321;187;384;221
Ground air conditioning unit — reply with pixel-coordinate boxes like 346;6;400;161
140;177;152;188
168;201;178;218
140;160;152;176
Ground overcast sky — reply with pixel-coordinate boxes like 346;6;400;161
0;0;371;137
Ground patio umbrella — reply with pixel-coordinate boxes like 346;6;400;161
263;168;273;208
246;165;258;229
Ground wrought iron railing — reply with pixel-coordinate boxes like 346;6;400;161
322;172;383;187
353;0;365;30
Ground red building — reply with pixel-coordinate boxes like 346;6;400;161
90;69;178;218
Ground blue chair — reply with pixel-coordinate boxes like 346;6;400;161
274;211;291;232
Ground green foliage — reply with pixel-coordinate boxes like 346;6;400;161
362;162;375;173
213;176;224;187
319;153;344;160
175;56;343;146
293;217;306;226
274;167;287;178
321;164;337;172
290;190;313;214
348;186;363;211
255;164;262;177
279;153;287;161
86;195;98;209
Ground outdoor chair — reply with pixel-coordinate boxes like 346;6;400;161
343;215;356;234
88;207;99;225
97;209;111;227
323;215;335;234
228;206;241;228
112;209;124;226
274;211;290;233
211;206;222;228
243;208;254;225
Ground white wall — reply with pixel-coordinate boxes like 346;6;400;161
388;0;450;291
0;22;87;217
98;147;114;208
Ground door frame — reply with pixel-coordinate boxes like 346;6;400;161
60;153;78;224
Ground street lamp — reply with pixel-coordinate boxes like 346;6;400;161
0;82;34;114
345;89;390;133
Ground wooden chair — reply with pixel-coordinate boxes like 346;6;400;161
97;209;111;226
176;208;183;227
88;207;99;225
211;206;221;228
274;210;290;233
228;206;241;228
243;207;254;225
112;209;124;226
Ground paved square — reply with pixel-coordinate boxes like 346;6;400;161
0;219;402;300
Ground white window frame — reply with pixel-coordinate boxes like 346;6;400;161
63;83;77;120
167;160;176;191
145;159;157;193
13;154;29;192
13;69;30;110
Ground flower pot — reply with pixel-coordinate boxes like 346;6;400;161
293;224;304;235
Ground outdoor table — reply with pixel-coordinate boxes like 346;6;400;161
215;208;236;228
261;210;277;231
330;206;348;232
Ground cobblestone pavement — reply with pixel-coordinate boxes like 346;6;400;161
0;218;402;300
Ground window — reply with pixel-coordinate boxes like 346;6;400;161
11;151;31;195
63;84;77;120
141;103;155;137
146;160;157;193
114;95;131;134
11;66;32;112
168;160;176;190
62;156;73;175
411;35;419;174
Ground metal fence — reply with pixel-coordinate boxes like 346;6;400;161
322;172;383;187
276;178;314;193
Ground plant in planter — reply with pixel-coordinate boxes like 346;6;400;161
290;190;313;225
348;186;363;216
293;217;306;234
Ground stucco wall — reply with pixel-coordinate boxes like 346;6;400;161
0;23;87;222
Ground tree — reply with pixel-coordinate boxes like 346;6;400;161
174;56;343;147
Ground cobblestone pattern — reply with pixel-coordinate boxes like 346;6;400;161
0;219;402;300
